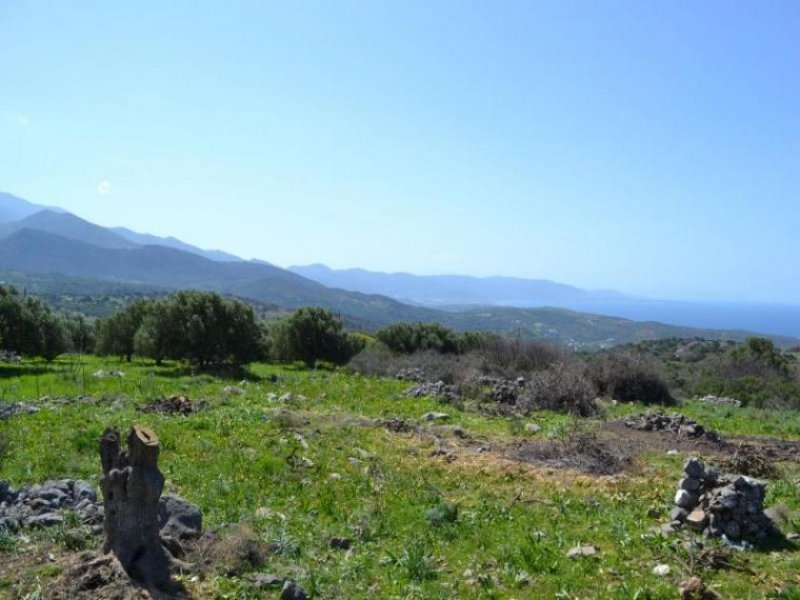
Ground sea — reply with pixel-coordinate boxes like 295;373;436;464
560;301;800;341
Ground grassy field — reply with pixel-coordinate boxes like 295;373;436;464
2;356;800;599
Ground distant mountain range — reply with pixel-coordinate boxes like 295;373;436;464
289;263;632;307
0;191;797;348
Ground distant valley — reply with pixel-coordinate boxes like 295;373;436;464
0;191;798;348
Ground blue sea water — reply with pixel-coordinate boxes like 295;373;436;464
560;301;800;341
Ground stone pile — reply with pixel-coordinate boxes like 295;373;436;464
0;402;39;421
699;395;741;408
0;478;103;533
486;377;526;404
667;457;782;544
0;478;202;543
624;412;722;442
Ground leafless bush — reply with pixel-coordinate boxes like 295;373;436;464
348;344;481;385
518;362;599;416
477;335;565;377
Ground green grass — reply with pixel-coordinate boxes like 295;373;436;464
1;356;800;598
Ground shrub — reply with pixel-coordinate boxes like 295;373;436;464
588;351;674;405
476;334;565;376
376;322;461;354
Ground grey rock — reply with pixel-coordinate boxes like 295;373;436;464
674;489;698;509
0;516;20;533
723;521;741;539
670;506;689;522
281;580;308;600
72;480;97;503
26;513;64;528
566;545;598;558
680;477;702;492
683;457;705;479
158;494;202;541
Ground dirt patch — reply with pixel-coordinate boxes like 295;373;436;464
507;431;631;475
50;552;155;600
602;419;800;463
138;396;207;415
602;419;729;456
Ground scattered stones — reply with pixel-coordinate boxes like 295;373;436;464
404;381;459;404
139;394;206;415
624;412;723;443
0;402;39;421
699;395;741;408
665;457;782;544
566;545;598;559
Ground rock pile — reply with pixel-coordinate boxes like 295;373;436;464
624;412;723;442
0;402;39;421
667;457;782;544
0;478;103;533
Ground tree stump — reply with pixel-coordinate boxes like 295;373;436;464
99;425;175;591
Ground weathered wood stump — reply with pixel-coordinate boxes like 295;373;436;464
99;425;175;592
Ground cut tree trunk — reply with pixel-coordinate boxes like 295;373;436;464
99;425;176;592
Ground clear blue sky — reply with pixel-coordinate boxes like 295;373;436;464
1;1;798;302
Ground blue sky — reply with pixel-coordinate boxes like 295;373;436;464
1;1;798;302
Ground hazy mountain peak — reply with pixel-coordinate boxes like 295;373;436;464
0;192;65;223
